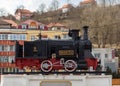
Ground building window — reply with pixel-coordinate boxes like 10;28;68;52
10;34;13;40
52;27;57;30
0;57;2;62
0;56;4;62
8;56;15;63
0;34;26;40
31;35;36;41
105;54;108;58
4;34;7;40
40;25;44;30
4;45;8;51
3;68;8;72
14;34;17;40
9;34;26;40
63;34;71;39
54;35;61;39
0;34;8;40
22;24;27;29
1;34;3;40
62;8;69;13
4;56;9;62
10;45;15;51
94;53;101;58
0;45;4;51
8;34;11;40
0;45;14;51
0;35;1;40
20;34;26;40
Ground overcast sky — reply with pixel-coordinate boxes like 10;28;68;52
0;0;119;15
0;0;83;15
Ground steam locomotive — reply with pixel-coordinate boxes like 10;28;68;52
15;26;99;72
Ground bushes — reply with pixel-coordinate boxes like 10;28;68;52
106;66;120;78
112;72;120;79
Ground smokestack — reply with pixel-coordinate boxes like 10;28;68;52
83;26;89;40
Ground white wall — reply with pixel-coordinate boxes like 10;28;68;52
1;74;112;86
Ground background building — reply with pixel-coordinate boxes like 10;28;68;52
0;29;26;72
0;28;70;73
0;20;12;29
15;9;33;21
80;0;97;7
92;48;118;72
18;19;46;30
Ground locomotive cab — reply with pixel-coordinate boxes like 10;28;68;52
68;29;80;40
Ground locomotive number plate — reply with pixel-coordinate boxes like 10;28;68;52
59;50;74;55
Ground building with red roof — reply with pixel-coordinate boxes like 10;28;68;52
18;19;47;30
15;9;33;20
47;22;67;31
80;0;97;7
0;20;12;29
2;19;18;28
60;4;73;13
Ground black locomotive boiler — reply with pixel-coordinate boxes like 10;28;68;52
15;26;99;72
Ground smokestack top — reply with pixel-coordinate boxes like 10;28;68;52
83;26;89;29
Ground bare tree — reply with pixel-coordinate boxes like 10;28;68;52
48;0;59;11
0;8;8;16
31;0;120;48
77;3;120;48
17;5;25;9
99;0;118;6
37;3;46;14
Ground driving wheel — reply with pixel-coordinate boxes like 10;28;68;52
41;60;53;72
64;60;77;72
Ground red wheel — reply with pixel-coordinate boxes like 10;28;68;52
64;60;77;72
41;60;53;72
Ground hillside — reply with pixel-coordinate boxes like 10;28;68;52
32;7;84;29
31;5;120;50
